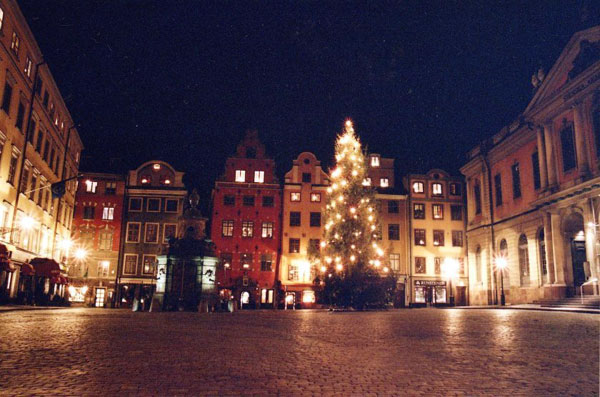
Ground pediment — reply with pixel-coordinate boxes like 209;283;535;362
525;26;600;114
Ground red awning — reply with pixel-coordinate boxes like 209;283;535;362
0;259;15;272
31;258;62;278
20;263;35;276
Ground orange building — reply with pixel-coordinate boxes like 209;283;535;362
461;26;600;305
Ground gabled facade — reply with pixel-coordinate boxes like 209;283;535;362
280;151;329;307
461;26;600;305
211;130;281;309
0;0;83;303
70;173;125;307
405;169;467;306
116;160;186;308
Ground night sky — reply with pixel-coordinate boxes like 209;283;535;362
19;0;600;209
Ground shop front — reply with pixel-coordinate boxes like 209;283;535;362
30;258;69;306
413;279;447;306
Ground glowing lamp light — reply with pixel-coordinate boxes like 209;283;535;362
100;260;109;269
332;168;341;178
285;294;294;304
163;179;171;185
224;262;231;268
59;238;73;251
320;266;327;272
352;170;358;176
350;207;356;214
442;258;459;279
153;163;161;170
74;248;88;261
242;263;250;269
327;187;333;193
377;248;384;256
383;267;389;273
325;257;333;264
374;260;381;267
336;264;343;271
141;177;149;184
345;119;353;128
19;215;35;230
320;241;326;248
350;255;356;262
495;257;508;271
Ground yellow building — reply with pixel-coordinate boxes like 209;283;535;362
0;0;83;303
280;152;330;307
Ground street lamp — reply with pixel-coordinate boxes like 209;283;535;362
442;258;459;306
495;256;508;306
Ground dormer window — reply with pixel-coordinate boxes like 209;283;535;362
362;178;372;186
412;182;424;193
85;180;97;193
254;170;264;183
370;156;380;167
432;183;443;196
235;170;246;182
380;178;389;188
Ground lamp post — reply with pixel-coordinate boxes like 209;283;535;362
442;258;459;306
495;257;507;306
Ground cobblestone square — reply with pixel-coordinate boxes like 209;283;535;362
0;308;598;396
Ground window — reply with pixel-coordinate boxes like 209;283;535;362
290;212;301;226
29;172;38;201
10;31;20;55
24;56;32;78
235;170;245;182
220;253;232;269
142;255;157;275
388;224;400;240
242;221;253;238
97;261;109;278
85;180;98;193
389;253;400;271
560;122;576;172
36;181;44;206
289;238;300;253
474;182;482;215
222;220;234;237
434;257;442;275
163;224;177;242
433;230;444;246
147;198;161;212
415;257;426;273
380;178;389;188
511;163;521;199
412;181;424;193
254;170;264;183
310;193;321;202
413;203;425;219
123;255;137;275
165;199;178;212
261;222;273;238
145;223;159;243
262;196;274;207
83;206;95;220
532;152;541;190
1;81;12;114
362;178;372;186
27;119;36;143
450;205;462;221
432;183;443;196
494;173;503;206
35;130;43;152
302;172;311;183
126;223;140;243
432;204;443;219
370;156;380;167
261;289;274;304
241;253;253;269
452;231;463;247
15;102;24;131
129;197;142;212
102;207;114;220
414;229;426;246
518;234;530;286
260;254;272;271
0;7;4;31
20;165;29;194
42;91;49;107
99;231;113;250
43;140;49;162
105;181;116;195
242;196;254;206
310;212;321;227
223;195;235;206
388;200;399;213
449;183;461;196
290;192;301;202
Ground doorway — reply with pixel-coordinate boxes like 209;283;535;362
95;287;106;307
570;239;587;287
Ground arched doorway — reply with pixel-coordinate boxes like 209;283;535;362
563;212;587;287
518;234;530;287
537;229;548;285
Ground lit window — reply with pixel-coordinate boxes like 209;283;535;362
261;222;273;238
102;207;114;220
432;183;443;196
235;170;246;182
254;170;264;183
85;180;97;193
142;255;157;275
433;230;444;246
412;182;424;193
222;220;234;237
242;221;253;238
310;193;321;202
0;7;4;31
389;254;400;270
10;31;19;55
433;204;443;219
290;192;301;202
362;178;371;186
24;56;32;78
370;156;380;167
163;224;177;243
380;178;389;187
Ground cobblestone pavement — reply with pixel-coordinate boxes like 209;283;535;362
0;308;597;396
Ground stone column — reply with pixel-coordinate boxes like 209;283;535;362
573;103;590;177
536;126;548;190
551;212;567;286
583;198;598;280
543;212;555;284
543;123;558;189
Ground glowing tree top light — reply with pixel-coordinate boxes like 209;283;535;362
315;119;384;274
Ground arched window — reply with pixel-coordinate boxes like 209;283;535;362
538;229;547;284
499;239;510;287
475;246;482;283
518;234;530;286
473;179;482;215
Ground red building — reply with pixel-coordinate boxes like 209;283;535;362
211;130;281;308
70;173;125;307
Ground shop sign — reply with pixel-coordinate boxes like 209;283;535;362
415;280;446;287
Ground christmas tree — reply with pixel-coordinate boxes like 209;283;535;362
312;120;396;309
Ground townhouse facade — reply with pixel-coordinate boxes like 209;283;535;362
461;26;600;305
